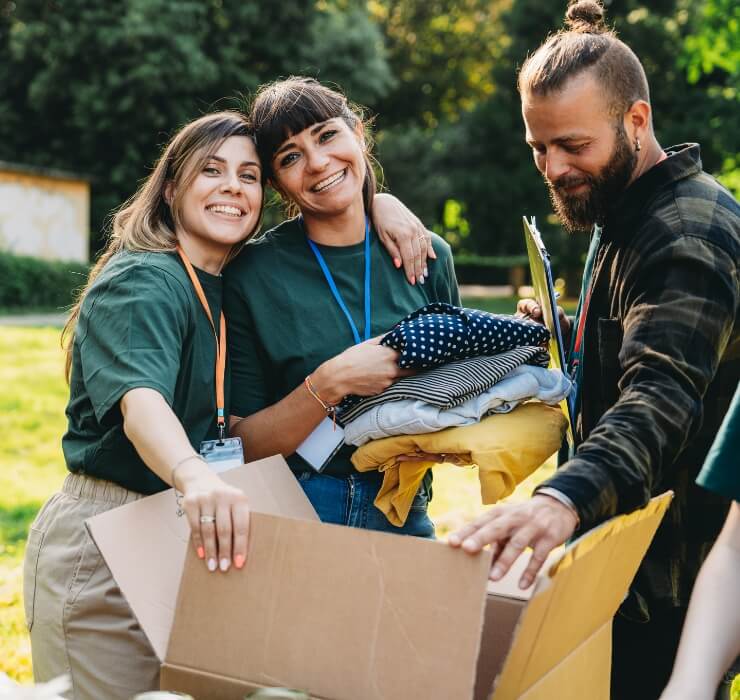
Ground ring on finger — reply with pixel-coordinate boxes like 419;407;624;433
199;514;216;524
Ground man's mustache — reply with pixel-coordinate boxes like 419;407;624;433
547;174;592;192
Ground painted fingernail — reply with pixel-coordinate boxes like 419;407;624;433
419;274;425;285
219;558;230;572
491;565;504;580
423;266;429;277
394;258;401;269
234;554;245;569
197;546;205;559
411;276;416;285
207;558;217;572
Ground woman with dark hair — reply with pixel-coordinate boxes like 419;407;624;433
23;106;431;700
226;77;461;537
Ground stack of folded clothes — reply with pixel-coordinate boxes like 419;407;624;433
339;303;572;527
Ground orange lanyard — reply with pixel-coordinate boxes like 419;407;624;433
176;245;227;441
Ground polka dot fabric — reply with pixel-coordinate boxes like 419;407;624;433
380;302;550;369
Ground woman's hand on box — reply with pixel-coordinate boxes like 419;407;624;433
177;465;250;574
120;387;251;574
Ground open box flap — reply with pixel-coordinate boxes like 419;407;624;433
167;513;494;700
491;492;673;700
86;455;318;661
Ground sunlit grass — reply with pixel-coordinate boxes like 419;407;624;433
0;327;68;683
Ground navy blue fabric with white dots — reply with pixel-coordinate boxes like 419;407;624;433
380;302;550;369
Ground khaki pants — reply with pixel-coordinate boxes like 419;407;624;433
23;473;160;700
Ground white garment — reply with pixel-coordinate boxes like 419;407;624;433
344;365;572;446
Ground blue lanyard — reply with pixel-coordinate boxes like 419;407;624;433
303;216;371;345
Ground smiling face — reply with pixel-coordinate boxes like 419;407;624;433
270;118;367;218
172;135;262;261
523;72;637;231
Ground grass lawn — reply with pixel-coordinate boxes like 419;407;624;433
0;298;562;683
0;327;69;683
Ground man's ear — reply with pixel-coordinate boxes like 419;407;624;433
625;99;652;143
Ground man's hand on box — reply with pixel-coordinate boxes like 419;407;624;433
448;495;578;589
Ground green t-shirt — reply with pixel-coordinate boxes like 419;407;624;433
223;217;460;477
696;383;739;501
63;250;229;494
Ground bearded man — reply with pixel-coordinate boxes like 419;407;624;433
449;1;739;697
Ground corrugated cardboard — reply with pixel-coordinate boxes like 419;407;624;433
87;456;671;700
486;493;673;699
86;455;318;660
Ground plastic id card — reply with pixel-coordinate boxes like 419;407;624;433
296;417;345;473
199;437;244;474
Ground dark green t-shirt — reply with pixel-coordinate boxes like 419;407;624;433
223;217;460;477
63;250;228;494
696;383;739;501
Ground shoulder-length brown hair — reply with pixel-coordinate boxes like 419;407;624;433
62;111;261;380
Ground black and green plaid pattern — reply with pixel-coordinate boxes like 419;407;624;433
537;144;739;609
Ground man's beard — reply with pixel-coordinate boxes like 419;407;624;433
545;124;637;232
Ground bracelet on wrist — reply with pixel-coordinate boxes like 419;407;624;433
304;374;339;429
171;454;206;516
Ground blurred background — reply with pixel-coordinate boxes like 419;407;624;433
0;0;738;683
0;0;737;301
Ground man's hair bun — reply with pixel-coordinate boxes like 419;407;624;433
565;0;607;33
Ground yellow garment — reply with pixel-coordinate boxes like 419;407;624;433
351;402;568;527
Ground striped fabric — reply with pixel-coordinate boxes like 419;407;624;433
338;346;549;424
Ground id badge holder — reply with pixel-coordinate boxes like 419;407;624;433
296;417;345;473
199;436;244;474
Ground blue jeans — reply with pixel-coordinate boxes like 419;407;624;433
297;470;435;539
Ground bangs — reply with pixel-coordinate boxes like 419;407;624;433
251;78;353;171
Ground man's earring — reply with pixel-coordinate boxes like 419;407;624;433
635;138;641;152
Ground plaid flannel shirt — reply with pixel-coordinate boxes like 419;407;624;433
537;144;740;611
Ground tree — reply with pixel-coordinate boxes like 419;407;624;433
370;0;508;129
437;0;739;259
0;0;393;250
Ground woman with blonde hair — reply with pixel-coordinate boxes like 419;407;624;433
24;108;428;699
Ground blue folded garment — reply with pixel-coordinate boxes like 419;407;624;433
380;302;550;369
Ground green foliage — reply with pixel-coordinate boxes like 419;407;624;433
0;0;736;265
370;0;507;128
0;0;392;250
717;156;740;199
0;252;88;310
437;198;471;250
377;0;738;263
681;0;740;84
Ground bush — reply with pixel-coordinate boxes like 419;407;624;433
0;252;89;311
453;254;530;286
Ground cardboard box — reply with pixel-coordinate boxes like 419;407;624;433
87;456;671;700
